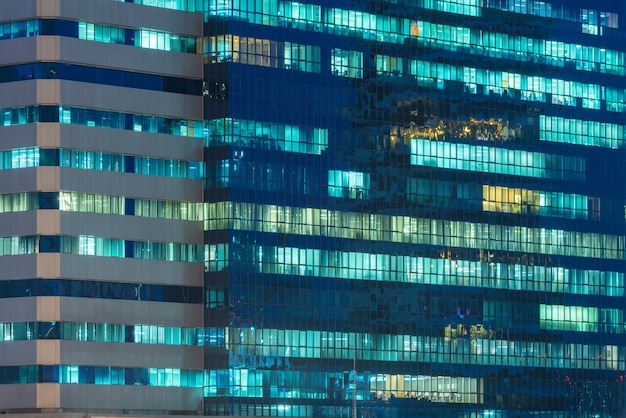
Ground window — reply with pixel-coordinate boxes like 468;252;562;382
331;49;363;78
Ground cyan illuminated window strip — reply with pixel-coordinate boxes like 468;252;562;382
206;118;328;155
539;115;624;148
206;202;624;260
416;0;482;16
539;305;601;333
203;35;321;73
410;140;586;181
78;22;196;53
114;0;203;12
412;21;623;76
208;367;484;403
382;0;620;32
404;179;594;220
410;60;621;114
0;19;196;53
481;185;593;220
371;0;623;42
0;235;202;262
375;54;403;77
206;241;623;297
234;245;624;298
0;147;204;180
1;105;203;138
60;192;204;221
485;1;619;31
0;63;200;96
206;1;625;76
330;48;363;78
0;364;204;387
227;326;625;372
0;278;201;303
0;322;204;345
0;191;203;222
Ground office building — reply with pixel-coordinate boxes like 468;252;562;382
1;0;626;417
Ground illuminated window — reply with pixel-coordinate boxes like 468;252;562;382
376;55;403;76
540;304;599;332
331;49;362;78
328;170;370;199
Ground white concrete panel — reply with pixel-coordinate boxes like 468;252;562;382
0;124;39;151
58;37;203;79
59;341;203;369
0;341;38;366
0;255;40;280
0;168;38;194
0;296;39;322
59;297;203;328
0;384;43;410
0;212;39;236
58;254;204;287
57;124;203;162
59;212;203;244
59;168;203;203
60;385;202;413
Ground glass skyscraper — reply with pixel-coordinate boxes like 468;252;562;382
203;0;626;417
1;0;626;417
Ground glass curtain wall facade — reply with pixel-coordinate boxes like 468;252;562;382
203;0;626;417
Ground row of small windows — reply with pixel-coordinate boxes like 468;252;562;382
539;115;624;149
79;22;196;53
0;19;196;53
0;364;203;387
330;49;363;78
206;118;328;155
538;305;623;333
208;159;598;220
1;105;203;138
0;147;204;179
486;1;619;30
0;278;200;304
202;35;320;73
411;60;623;113
481;185;596;220
0;235;202;262
207;202;625;260
206;1;624;76
0;191;203;222
410;140;586;181
405;180;596;220
395;115;623;150
201;0;617;34
228;326;624;371
380;0;620;34
0;322;204;345
114;0;203;12
209;367;483;404
206;159;311;194
0;63;200;96
419;0;481;17
413;19;623;75
328;170;370;200
207;242;625;298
